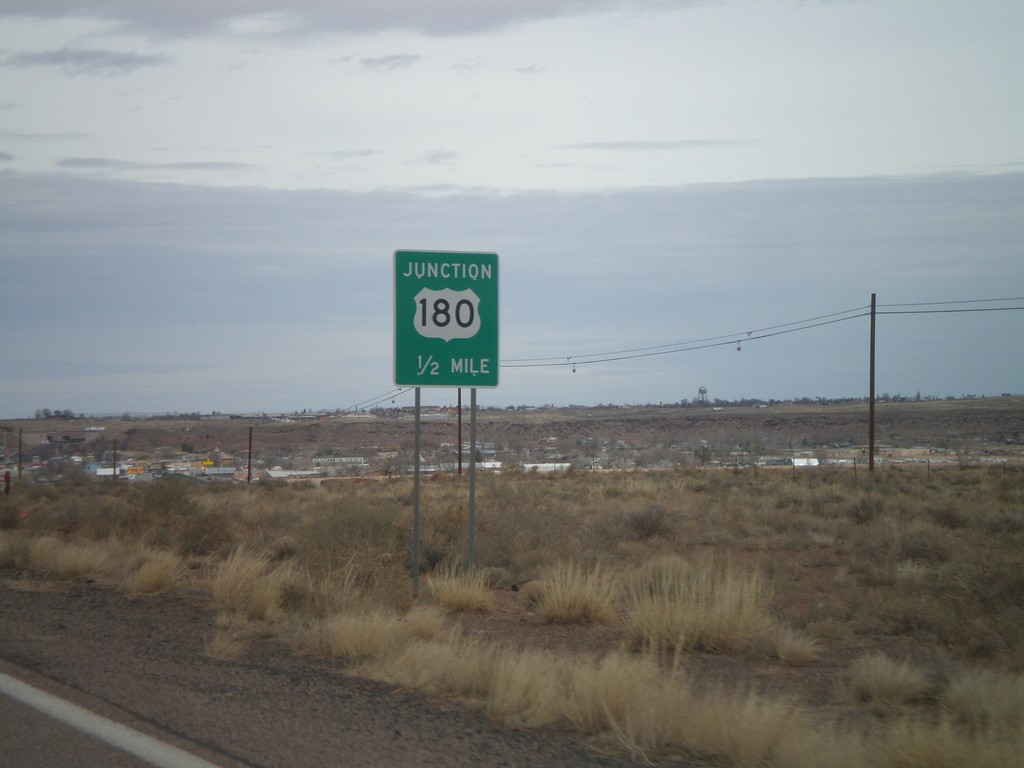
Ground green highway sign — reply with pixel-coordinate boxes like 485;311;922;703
394;250;499;388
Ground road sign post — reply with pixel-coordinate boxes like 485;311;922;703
394;250;499;388
395;250;498;592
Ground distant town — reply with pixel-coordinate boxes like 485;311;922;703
3;393;1021;484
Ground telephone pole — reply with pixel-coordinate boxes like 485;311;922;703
869;293;876;472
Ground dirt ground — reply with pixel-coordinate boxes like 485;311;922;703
1;575;701;768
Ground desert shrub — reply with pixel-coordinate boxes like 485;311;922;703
297;495;399;568
0;531;28;568
0;498;19;530
897;522;953;564
16;484;131;539
474;476;572;576
927;502;968;529
133;477;198;518
848;493;884;525
624;505;676;540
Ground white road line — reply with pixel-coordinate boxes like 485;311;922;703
0;671;223;768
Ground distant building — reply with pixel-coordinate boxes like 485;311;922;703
792;458;820;467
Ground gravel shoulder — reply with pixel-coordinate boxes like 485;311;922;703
0;574;693;768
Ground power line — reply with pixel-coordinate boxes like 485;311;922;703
502;309;870;369
342;387;411;412
328;293;1019;412
878;297;1024;308
502;305;869;364
878;306;1024;315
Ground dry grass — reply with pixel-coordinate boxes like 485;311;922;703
317;611;406;661
427;566;494;613
941;667;1024;732
487;649;574;726
0;531;28;569
770;625;821;665
846;654;933;708
210;546;292;622
123;549;181;595
309;604;448;663
27;536;125;581
366;633;498;697
8;464;1024;766
623;554;774;653
530;562;619;624
205;629;248;660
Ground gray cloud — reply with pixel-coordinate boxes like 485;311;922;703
0;47;170;76
560;139;754;151
1;168;1020;417
411;149;458;165
0;1;680;38
329;149;378;160
0;129;93;141
57;157;255;171
452;57;486;72
358;54;421;72
0;151;13;161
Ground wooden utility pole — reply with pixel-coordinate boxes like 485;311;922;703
869;293;876;472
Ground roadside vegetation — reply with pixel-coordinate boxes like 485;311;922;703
2;464;1023;766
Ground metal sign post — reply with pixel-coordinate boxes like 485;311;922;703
395;250;498;594
468;387;478;575
413;387;422;595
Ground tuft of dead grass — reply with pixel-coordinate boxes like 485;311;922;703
530;562;618;624
210;546;292;622
366;633;498;697
205;629;248;660
941;667;1024;733
770;625;821;665
487;649;574;727
27;536;125;582
123;549;181;595
317;610;406;661
847;653;933;708
427;566;494;613
623;555;774;653
0;531;28;569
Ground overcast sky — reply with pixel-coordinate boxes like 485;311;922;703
1;0;1022;417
